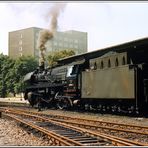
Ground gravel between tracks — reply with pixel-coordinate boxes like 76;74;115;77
0;118;50;146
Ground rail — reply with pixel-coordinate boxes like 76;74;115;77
1;107;144;146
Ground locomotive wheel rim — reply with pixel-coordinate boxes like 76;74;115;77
56;98;72;110
56;98;67;110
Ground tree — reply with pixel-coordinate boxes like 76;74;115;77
0;54;15;97
47;49;75;67
13;56;38;94
0;54;38;97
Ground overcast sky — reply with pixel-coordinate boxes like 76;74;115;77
1;1;148;55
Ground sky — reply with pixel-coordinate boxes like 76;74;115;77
1;1;148;55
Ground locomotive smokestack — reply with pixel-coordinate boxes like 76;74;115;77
37;3;67;68
38;29;53;69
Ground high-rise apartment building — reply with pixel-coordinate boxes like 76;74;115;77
9;27;87;60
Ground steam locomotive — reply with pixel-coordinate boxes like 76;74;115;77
23;37;148;115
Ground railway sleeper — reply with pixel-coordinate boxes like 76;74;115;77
59;133;80;136
78;139;102;144
73;137;98;141
72;136;97;140
84;142;110;146
66;135;89;139
50;129;72;132
54;131;78;134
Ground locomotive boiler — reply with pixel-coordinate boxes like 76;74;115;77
23;37;148;115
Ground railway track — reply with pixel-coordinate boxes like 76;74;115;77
5;107;148;135
26;109;148;143
53;117;148;144
0;107;145;146
2;107;148;145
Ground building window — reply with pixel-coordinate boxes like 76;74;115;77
67;38;71;43
54;42;57;46
94;62;97;70
59;42;62;47
70;44;73;48
64;38;67;41
19;53;22;57
115;58;119;66
100;61;104;69
74;39;78;43
69;39;73;42
19;40;22;45
36;33;39;37
59;37;62;41
108;59;111;68
74;45;78;48
20;34;23;38
64;43;68;47
19;46;22;51
122;56;126;65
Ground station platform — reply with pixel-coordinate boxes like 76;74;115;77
0;97;29;104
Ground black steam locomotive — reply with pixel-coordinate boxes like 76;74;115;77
23;37;148;115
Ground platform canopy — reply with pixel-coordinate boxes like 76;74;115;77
57;37;148;65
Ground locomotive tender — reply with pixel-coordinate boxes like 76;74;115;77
23;37;148;115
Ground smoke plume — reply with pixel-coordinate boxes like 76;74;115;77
38;3;67;67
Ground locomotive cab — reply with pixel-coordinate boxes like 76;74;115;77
65;65;80;96
55;60;85;110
